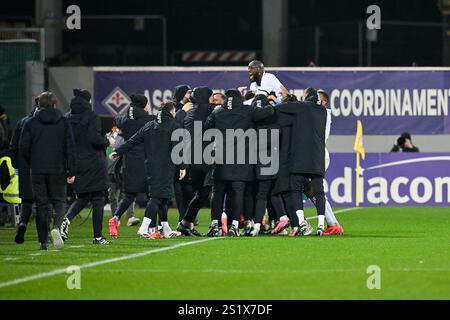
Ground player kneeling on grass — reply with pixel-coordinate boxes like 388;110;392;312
110;101;185;239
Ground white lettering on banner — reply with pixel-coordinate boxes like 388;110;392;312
409;177;433;204
329;167;352;204
390;177;410;204
367;177;389;204
326;166;450;205
329;89;450;117
435;177;450;203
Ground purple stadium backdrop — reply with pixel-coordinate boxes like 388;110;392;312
324;153;450;207
94;68;450;134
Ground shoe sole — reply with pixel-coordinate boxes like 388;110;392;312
51;229;64;249
127;219;140;227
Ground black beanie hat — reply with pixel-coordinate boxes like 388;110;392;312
130;94;148;109
73;88;92;102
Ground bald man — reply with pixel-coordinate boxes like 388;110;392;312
247;60;288;100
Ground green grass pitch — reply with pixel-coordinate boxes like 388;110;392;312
0;206;449;299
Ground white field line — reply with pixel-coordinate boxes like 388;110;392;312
0;238;218;290
306;207;361;221
0;208;362;289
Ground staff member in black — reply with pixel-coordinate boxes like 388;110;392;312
19;91;76;250
277;88;327;236
61;89;112;245
205;89;274;237
177;87;215;236
110;101;186;239
108;94;155;238
10;98;39;244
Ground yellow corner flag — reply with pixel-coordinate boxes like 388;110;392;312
354;120;365;207
353;120;365;160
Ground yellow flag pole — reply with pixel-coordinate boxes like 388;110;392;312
355;151;360;207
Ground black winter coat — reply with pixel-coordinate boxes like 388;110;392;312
277;97;327;177
115;110;181;199
19;107;76;177
184;87;215;172
205;99;274;182
271;111;293;195
116;106;155;193
9;108;36;199
253;100;281;181
66;96;109;193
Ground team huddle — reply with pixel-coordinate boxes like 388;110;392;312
11;60;343;250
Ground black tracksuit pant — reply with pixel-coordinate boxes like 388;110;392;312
183;169;210;223
211;180;245;223
114;192;144;220
174;177;194;222
254;180;285;224
19;199;33;226
145;197;169;228
290;173;325;220
32;174;66;244
66;191;105;238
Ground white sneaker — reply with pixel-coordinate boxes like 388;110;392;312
249;226;260;237
298;220;313;236
127;216;140;227
60;218;70;241
51;229;64;249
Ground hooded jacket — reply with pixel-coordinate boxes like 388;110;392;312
66;95;109;193
19;107;76;177
173;85;191;111
115;109;181;199
204;89;275;181
183;87;214;172
277;93;327;177
115;101;155;193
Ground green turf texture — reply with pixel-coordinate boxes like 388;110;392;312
0;206;449;300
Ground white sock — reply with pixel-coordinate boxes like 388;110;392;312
318;215;325;228
324;198;338;226
211;219;218;226
150;227;156;233
253;223;261;231
139;217;151;234
232;220;239;229
189;223;194;230
161;221;169;228
161;221;171;233
296;210;305;223
279;215;289;221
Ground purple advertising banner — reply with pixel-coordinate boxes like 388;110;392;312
94;68;450;135
325;152;450;207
